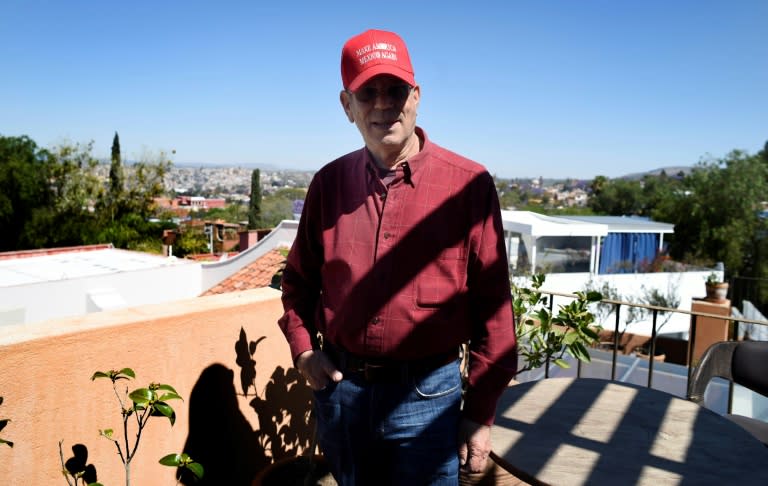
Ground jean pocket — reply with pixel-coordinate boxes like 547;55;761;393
312;380;338;402
413;362;461;399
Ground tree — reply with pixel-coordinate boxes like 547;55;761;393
109;132;123;197
261;188;307;227
642;172;683;218
248;168;263;229
0;135;53;251
39;141;103;247
587;177;644;215
172;228;210;257
1;134;173;252
96;148;173;250
196;203;248;224
654;150;768;277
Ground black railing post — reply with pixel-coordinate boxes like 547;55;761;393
647;309;658;388
611;304;621;381
545;295;554;379
687;314;698;388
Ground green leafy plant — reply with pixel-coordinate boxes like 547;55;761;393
60;368;203;486
512;274;602;373
159;453;204;482
706;272;723;285
0;396;12;448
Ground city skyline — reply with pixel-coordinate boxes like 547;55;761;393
2;1;766;179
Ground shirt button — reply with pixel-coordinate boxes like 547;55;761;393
380;193;387;201
383;232;391;239
371;316;381;324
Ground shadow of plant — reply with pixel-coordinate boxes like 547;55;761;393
235;326;314;462
60;442;98;484
250;365;314;462
180;327;314;485
235;327;266;397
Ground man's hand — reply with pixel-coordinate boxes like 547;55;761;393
458;418;491;473
295;349;343;391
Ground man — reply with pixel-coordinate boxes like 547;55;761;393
278;29;516;485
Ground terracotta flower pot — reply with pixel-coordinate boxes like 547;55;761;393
705;282;729;303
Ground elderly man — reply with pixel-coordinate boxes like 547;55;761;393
278;29;517;485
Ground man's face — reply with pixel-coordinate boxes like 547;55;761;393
340;74;420;163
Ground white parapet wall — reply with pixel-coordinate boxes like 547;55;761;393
517;270;718;337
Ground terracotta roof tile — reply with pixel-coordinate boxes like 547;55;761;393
202;248;287;296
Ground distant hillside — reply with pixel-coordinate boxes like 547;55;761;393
621;166;694;180
172;161;283;171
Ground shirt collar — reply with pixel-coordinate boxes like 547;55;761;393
363;126;430;186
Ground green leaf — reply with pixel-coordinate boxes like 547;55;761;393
553;358;570;369
91;371;110;381
562;331;579;345
87;483;104;486
129;388;154;405
153;401;174;419
570;342;591;363
155;384;179;395
186;462;204;479
157;392;182;402
159;453;182;466
118;368;136;379
582;327;600;341
99;429;114;439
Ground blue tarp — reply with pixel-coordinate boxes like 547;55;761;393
599;233;658;274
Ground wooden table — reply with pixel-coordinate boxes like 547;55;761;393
491;378;768;485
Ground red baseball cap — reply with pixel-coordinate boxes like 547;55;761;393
341;29;415;91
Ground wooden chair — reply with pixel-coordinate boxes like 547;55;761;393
687;340;768;445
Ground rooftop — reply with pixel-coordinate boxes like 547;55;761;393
202;248;286;295
0;244;193;288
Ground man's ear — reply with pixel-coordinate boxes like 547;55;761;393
412;84;421;110
340;90;354;123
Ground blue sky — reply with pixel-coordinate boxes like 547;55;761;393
2;1;766;179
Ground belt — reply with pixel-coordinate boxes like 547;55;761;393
323;342;458;383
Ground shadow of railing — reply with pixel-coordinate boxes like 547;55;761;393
493;378;768;485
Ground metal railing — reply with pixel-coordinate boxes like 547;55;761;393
536;289;768;411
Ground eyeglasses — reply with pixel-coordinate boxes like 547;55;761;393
350;84;414;104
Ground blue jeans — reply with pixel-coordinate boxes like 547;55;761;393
313;360;462;486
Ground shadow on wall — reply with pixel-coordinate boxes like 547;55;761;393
179;327;314;485
61;443;98;484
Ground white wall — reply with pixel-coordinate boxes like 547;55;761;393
0;263;202;325
517;270;718;337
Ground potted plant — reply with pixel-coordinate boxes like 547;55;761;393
705;272;729;303
511;274;602;375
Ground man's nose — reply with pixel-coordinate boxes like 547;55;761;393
372;90;395;108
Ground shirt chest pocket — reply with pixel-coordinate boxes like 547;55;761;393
414;247;467;308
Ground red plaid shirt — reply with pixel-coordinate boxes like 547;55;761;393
278;128;517;425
